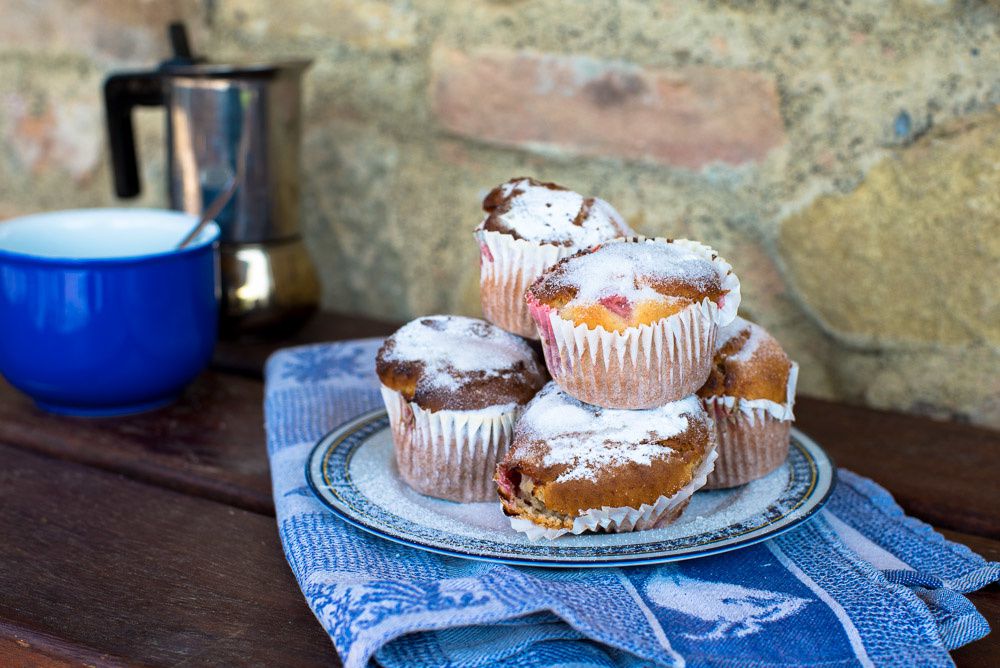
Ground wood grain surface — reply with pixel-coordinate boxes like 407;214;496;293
0;444;334;667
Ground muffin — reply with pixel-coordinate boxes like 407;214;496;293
495;382;717;540
376;315;547;502
525;237;740;409
697;316;798;489
475;177;634;339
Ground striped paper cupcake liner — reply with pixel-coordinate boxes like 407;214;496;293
380;385;519;502
476;229;576;339
701;362;798;489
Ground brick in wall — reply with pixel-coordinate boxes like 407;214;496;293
431;47;785;170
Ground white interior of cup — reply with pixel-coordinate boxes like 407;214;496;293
0;209;219;260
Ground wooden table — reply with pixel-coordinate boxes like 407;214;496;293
1;313;997;667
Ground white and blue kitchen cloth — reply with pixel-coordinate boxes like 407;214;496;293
265;339;999;668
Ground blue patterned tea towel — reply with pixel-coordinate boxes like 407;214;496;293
265;339;999;668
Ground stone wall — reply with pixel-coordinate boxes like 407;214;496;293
1;0;998;428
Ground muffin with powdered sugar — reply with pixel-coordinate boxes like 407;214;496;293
475;177;633;339
526;237;740;409
495;382;717;540
376;315;546;502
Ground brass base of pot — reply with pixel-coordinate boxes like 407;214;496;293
219;237;320;338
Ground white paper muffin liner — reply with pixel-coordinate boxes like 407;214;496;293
705;362;799;422
476;229;578;339
380;385;519;502
509;442;718;540
701;362;798;489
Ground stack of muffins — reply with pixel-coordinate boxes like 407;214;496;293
376;177;799;540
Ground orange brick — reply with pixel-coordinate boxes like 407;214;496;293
431;47;785;170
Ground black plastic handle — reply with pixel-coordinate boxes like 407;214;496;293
103;71;165;198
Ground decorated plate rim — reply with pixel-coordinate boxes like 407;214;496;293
306;409;836;568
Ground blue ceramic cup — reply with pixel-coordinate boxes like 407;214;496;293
0;209;220;416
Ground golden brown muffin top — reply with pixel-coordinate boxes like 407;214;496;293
376;315;547;412
496;383;713;516
526;239;730;331
476;176;633;247
698;316;792;404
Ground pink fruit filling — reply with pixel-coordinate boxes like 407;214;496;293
479;242;494;263
495;463;574;526
495;464;519;500
598;294;633;320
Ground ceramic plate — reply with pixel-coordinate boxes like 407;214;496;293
306;410;835;568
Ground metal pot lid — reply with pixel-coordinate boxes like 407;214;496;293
160;59;312;78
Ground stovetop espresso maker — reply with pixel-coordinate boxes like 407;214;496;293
104;24;319;336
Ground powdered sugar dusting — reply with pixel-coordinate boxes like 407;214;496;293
381;315;541;393
477;177;631;246
516;383;703;483
543;241;722;307
717;316;765;363
717;315;748;349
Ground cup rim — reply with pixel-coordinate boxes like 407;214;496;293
0;208;220;266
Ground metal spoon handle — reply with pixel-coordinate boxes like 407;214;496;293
176;175;238;249
177;95;254;250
